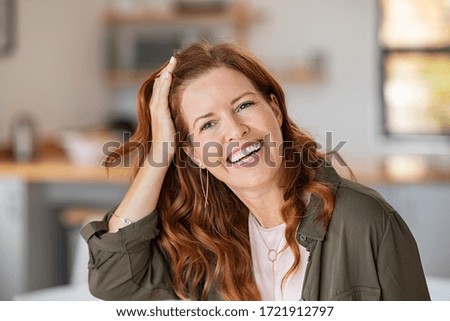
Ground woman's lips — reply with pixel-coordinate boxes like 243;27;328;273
229;146;262;168
226;141;263;165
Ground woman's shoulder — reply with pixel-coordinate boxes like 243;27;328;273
317;164;396;220
338;178;395;211
331;176;397;229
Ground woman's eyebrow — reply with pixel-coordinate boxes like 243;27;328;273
230;91;256;105
193;112;214;128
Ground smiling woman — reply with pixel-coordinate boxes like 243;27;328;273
81;42;430;301
180;67;285;194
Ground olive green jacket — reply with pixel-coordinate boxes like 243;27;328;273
81;165;430;300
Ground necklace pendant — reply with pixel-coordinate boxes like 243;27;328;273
268;249;277;262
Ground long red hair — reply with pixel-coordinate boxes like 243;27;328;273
106;42;335;300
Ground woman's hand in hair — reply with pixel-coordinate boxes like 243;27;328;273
108;57;178;232
149;57;177;165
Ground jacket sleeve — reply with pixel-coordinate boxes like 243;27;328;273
376;211;430;300
80;208;178;300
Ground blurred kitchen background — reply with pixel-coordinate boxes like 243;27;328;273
0;0;449;300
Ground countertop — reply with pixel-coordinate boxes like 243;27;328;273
0;157;448;185
1;138;448;184
0;160;131;183
0;138;131;183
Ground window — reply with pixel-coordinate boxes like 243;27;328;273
379;0;450;136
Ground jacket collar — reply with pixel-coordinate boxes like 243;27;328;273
297;164;341;243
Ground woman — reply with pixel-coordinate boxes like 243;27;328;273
81;42;430;301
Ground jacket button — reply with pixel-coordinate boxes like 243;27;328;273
299;235;307;242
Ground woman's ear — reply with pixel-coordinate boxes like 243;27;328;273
269;94;283;126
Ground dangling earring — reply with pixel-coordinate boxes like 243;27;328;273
199;168;209;208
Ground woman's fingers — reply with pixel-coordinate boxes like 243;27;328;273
158;57;176;100
152;56;177;103
149;57;178;159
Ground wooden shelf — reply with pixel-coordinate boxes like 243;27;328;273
102;3;261;48
104;7;234;25
102;3;260;27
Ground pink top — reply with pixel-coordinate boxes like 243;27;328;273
249;213;308;300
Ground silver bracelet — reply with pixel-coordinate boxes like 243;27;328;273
113;213;133;225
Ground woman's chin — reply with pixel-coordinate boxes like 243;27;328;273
221;164;282;192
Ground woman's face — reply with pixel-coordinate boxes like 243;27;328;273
180;67;284;193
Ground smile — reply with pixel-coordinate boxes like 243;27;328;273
227;141;263;164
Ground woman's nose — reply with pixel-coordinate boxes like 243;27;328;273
224;116;249;142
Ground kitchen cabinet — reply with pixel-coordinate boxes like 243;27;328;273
0;165;129;300
0;177;27;300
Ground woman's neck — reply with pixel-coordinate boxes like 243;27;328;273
231;183;285;228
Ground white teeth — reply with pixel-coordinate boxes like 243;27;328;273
229;142;262;164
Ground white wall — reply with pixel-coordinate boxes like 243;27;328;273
0;0;108;145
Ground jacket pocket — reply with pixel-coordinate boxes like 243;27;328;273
331;286;381;301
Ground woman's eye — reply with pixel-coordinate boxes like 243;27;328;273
237;101;254;112
200;121;214;131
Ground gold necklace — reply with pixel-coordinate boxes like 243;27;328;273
250;214;285;262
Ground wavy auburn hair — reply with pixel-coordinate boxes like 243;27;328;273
106;42;335;300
